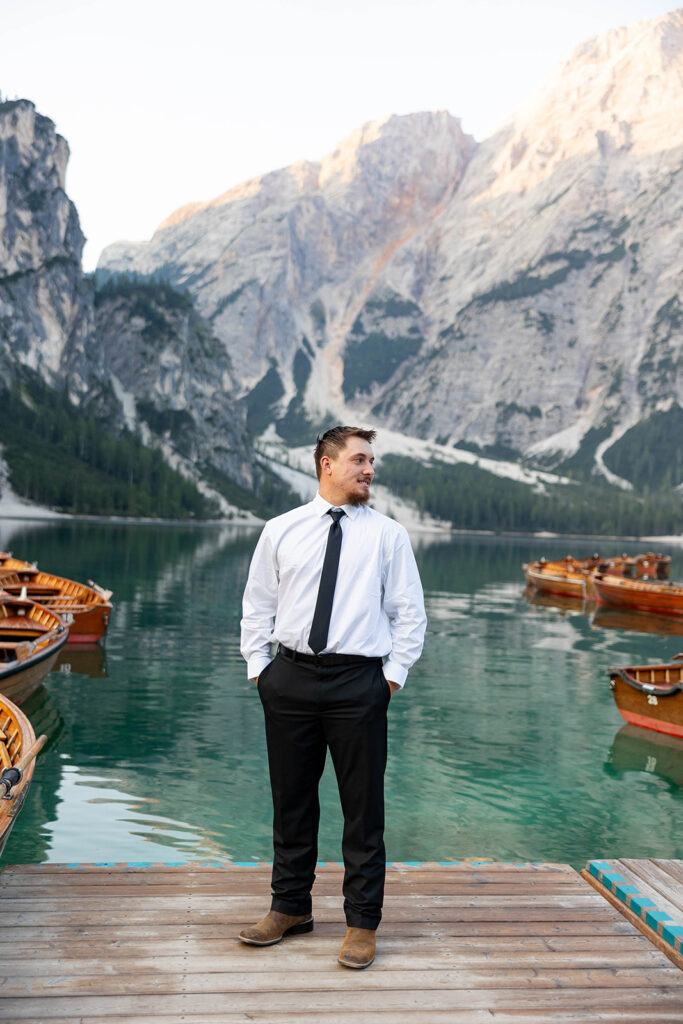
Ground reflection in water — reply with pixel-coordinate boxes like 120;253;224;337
606;723;683;790
524;586;586;615
21;684;66;751
43;765;233;862
2;524;682;868
524;581;683;639
591;605;683;638
4;684;66;863
55;645;108;679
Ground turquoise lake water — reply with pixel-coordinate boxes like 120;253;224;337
2;518;682;869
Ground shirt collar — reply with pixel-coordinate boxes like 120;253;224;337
313;492;361;520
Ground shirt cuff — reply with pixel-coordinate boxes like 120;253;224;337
247;654;273;680
382;659;407;688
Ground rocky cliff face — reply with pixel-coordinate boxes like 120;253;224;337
99;10;683;487
0;100;103;397
0;100;255;515
94;278;253;493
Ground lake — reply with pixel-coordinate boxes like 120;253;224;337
2;517;682;869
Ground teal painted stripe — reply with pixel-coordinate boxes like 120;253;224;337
438;861;462;866
662;924;683;948
588;860;612;880
127;862;152;867
629;895;657;916
645;910;674;933
615;883;640;901
600;871;626;883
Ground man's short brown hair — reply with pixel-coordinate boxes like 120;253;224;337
313;425;376;480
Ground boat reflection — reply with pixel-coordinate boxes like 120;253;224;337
524;586;683;639
55;644;108;679
605;723;683;789
20;684;66;752
591;606;683;638
523;585;587;615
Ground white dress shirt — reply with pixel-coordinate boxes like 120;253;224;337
240;492;427;687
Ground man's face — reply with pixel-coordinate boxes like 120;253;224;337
323;438;375;506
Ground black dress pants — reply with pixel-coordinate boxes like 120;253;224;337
257;648;390;930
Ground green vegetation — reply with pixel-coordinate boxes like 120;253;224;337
343;331;423;399
96;273;193;312
198;461;300;518
245;361;285;435
2;373;217;518
377;454;682;536
556;426;614;480
474;250;592;305
602;407;683;492
365;294;422;317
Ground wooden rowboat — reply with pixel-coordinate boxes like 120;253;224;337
608;656;683;738
593;573;683;618
523;560;590;598
523;552;671;599
0;566;112;643
0;694;47;858
0;595;69;705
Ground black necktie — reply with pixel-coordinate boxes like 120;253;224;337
308;508;346;654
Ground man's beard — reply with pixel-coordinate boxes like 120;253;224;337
345;487;371;507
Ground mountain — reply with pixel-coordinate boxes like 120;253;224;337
0;99;100;395
99;9;683;495
0;99;259;519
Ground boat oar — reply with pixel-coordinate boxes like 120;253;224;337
0;735;47;798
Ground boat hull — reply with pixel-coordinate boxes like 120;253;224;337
608;663;683;738
0;647;63;705
523;564;587;599
594;575;683;617
0;696;39;858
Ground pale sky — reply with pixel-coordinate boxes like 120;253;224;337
0;0;677;270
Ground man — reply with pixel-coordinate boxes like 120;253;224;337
239;425;426;968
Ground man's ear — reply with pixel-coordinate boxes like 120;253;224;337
320;455;332;476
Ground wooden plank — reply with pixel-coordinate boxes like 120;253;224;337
0;860;579;874
0;925;647;954
0;906;622;929
3;966;683;999
2;987;683;1018
49;1014;683;1024
0;880;593;897
621;860;683;915
39;1014;683;1024
0;945;672;977
653;860;683;886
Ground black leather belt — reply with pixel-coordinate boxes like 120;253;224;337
277;644;381;667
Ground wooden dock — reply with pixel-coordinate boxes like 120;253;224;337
582;859;683;969
0;860;682;1023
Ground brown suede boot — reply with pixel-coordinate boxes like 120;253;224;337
338;926;376;968
239;909;314;946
